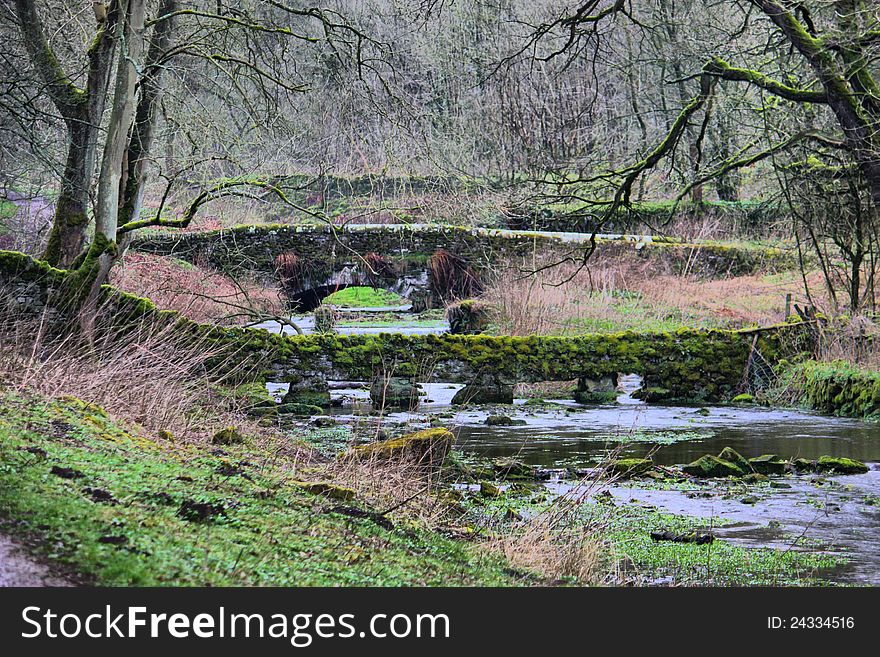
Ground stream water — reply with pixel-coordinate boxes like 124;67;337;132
264;313;880;584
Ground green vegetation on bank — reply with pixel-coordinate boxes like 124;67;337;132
0;392;521;586
323;286;407;308
600;503;841;586
773;360;880;419
464;482;843;586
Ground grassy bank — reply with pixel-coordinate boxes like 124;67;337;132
0;392;521;586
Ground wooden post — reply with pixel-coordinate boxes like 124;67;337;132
784;293;792;320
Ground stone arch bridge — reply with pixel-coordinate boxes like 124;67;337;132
131;224;793;311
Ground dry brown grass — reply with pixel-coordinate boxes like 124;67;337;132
326;455;455;527
0;314;223;436
816;315;880;367
491;520;601;583
485;474;608;585
482;255;824;336
111;252;283;325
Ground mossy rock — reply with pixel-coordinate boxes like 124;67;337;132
742;472;769;483
792;458;816;473
352;428;453;470
609;457;653;478
682;455;744;478
484;415;527;427
452;385;514;405
277;403;323;416
718;447;750;473
492;458;536;480
233;382;275;408
731;393;755;404
370;377;419;411
479;481;502;497
292;481;356;501
816;456;868;475
748;454;787;475
211;426;245;445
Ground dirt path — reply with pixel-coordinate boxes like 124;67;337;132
0;534;70;587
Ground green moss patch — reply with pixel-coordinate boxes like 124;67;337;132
323;286;407;308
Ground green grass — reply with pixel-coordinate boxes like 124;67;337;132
0;391;522;586
324;286;407;308
597;503;842;586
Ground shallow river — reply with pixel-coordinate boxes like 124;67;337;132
264;316;880;584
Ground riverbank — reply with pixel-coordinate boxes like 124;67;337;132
0;386;863;586
770;360;880;419
0;391;523;586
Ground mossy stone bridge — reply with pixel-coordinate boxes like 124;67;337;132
0;250;811;410
228;326;807;408
131;224;794;311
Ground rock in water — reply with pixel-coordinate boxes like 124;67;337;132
609;458;653;478
492;458;536;480
351;428;453;471
717;447;750;473
484;415;527;427
748;454;787;475
682;455;744;478
816;456;868;474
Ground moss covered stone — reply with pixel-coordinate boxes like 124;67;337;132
779;360;880;419
816;456;869;474
718;447;751;473
277;403;323;416
748;454;787;475
352;428;453;470
609;458;653;478
484;415;527;427
682;455;744;478
212;426;245;445
492;458;536;480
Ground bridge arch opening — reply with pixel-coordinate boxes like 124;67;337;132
288;284;410;312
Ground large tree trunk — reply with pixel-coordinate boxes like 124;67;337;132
12;0;119;267
43;117;95;267
756;0;880;204
118;0;177;232
95;0;146;244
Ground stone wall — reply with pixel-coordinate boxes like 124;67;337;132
1;250;812;405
